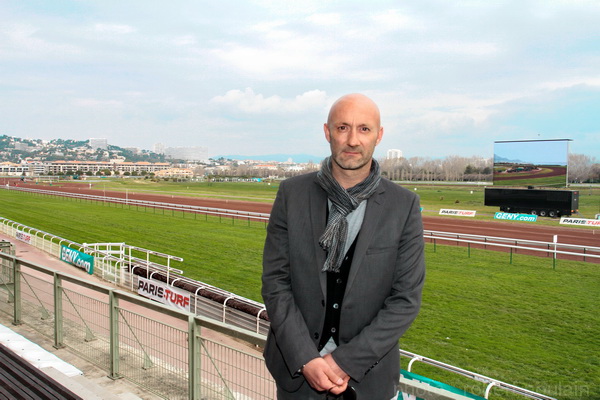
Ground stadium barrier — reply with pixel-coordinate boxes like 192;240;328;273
423;230;600;265
0;250;558;400
0;217;270;336
0;216;565;399
0;250;273;399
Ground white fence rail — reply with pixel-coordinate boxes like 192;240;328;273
400;350;557;400
0;217;270;336
2;185;270;223
423;231;600;263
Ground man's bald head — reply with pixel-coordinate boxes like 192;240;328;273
327;93;381;128
323;93;384;187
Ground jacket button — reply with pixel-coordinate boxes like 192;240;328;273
313;332;319;339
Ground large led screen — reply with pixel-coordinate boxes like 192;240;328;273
493;139;569;187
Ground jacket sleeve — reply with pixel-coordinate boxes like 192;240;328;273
261;181;321;378
332;193;426;381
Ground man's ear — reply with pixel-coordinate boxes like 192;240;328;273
323;123;332;143
376;126;384;145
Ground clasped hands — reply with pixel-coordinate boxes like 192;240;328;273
302;353;350;395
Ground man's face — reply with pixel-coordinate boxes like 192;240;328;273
324;96;383;172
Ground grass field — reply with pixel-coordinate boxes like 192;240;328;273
0;187;599;399
81;178;280;202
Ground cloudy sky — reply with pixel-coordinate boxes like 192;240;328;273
1;0;599;160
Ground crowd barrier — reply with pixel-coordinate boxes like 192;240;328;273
0;250;274;399
0;249;558;400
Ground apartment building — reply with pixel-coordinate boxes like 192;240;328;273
27;160;171;175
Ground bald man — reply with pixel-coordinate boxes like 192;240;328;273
262;94;425;399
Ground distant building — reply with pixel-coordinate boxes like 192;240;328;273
0;162;28;176
164;146;209;162
42;160;170;175
14;142;36;152
153;143;165;154
155;168;194;178
89;138;108;150
387;149;403;159
123;147;142;155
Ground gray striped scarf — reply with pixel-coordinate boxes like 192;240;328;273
317;157;381;273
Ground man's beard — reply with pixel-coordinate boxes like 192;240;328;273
331;151;371;171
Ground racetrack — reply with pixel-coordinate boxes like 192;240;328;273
11;179;600;258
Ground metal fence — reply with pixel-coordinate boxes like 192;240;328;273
0;250;275;400
423;230;600;264
0;217;270;336
2;185;270;224
0;249;560;400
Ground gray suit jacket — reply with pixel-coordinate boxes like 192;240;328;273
262;172;425;399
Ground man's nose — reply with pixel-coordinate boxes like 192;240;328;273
347;128;360;146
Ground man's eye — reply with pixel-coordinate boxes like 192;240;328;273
338;126;348;131
361;127;370;132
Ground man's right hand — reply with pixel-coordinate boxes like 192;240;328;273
301;357;349;394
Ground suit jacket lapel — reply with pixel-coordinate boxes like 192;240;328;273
345;183;386;295
309;176;328;296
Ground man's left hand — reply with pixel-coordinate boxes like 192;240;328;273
323;353;349;382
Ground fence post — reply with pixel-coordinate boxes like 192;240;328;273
12;257;21;325
53;272;65;348
510;248;513;264
109;290;121;379
189;314;201;400
551;235;558;270
468;243;471;258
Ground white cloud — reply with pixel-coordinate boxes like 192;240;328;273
210;35;346;79
73;98;124;108
538;76;600;90
370;9;423;31
172;35;197;46
414;41;500;56
93;23;136;35
210;88;328;114
0;23;80;58
306;13;341;26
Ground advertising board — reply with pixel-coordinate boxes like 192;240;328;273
559;217;600;227
137;277;191;312
494;212;538;222
15;230;32;244
439;209;477;217
400;369;485;400
60;245;94;274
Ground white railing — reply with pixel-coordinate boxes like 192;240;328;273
423;230;600;263
2;185;270;223
400;350;557;400
0;216;270;336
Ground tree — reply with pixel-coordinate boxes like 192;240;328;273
569;153;597;183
